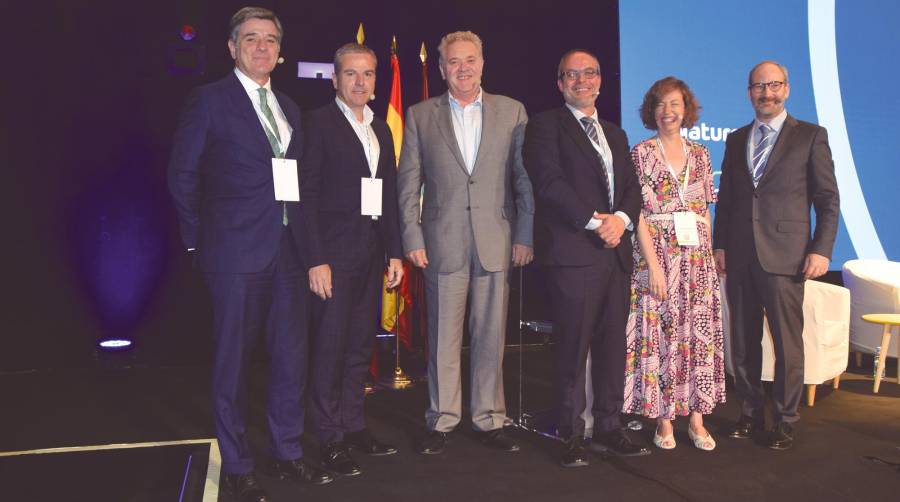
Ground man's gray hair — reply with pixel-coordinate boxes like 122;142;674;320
748;60;789;85
437;31;483;65
229;6;283;43
334;43;378;73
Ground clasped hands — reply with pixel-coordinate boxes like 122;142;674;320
593;212;626;248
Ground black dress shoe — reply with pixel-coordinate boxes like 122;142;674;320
475;428;520;452
727;415;765;440
417;430;448;455
590;429;651;457
561;437;590;468
322;442;362;476
345;429;398;456
270;458;334;485
222;472;270;502
767;422;794;451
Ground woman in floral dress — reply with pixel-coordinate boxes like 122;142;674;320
623;77;725;451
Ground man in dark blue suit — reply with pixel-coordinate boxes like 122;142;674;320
168;7;331;502
302;43;403;477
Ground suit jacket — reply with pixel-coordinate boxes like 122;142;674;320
168;72;320;272
523;107;641;270
712;114;839;275
397;91;534;274
300;101;402;270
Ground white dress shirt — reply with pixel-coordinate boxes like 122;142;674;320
234;67;292;154
746;108;787;174
449;89;483;174
335;97;380;177
564;104;632;231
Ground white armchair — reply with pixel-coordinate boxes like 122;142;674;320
722;277;850;406
841;260;900;360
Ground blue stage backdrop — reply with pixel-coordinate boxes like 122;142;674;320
620;0;899;267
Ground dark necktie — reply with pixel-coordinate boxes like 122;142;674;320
580;116;614;206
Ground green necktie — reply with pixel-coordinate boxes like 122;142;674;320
258;87;289;225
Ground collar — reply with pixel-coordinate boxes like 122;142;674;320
754;109;788;133
448;87;483;109
335;97;374;126
565;103;599;124
234;67;272;95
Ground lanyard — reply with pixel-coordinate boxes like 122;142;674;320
656;136;691;206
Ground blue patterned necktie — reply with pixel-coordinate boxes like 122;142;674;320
751;123;774;186
580;117;614;206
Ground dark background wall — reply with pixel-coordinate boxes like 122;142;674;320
3;0;620;371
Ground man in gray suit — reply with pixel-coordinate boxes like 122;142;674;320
713;61;839;450
397;30;534;455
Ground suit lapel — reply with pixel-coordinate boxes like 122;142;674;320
373;120;395;178
560;108;611;197
435;93;469;176
757;114;796;188
731;123;755;188
470;92;496;176
275;87;299;153
227;73;272;156
330;101;372;177
597;120;620;206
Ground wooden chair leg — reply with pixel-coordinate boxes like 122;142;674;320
832;374;841;389
806;384;816;407
873;325;892;393
855;351;863;368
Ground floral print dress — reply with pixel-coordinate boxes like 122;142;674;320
623;138;725;419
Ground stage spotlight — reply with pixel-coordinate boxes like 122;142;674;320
95;337;137;370
98;338;133;351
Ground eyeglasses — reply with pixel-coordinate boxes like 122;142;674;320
559;68;600;81
748;80;786;92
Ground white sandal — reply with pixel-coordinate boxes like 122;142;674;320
653;428;676;450
688;427;716;451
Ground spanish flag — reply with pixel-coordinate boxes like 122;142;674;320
380;36;410;347
385;36;403;164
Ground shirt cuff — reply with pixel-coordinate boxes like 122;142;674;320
614;211;633;231
585;216;602;231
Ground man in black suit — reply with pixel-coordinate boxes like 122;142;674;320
523;50;648;467
302;43;404;476
168;7;332;502
713;60;839;450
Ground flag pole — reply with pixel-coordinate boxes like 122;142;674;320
360;20;375;395
389;34;412;390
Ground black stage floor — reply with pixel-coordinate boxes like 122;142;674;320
1;346;898;501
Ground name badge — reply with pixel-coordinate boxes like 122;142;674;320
673;211;699;247
272;158;300;202
361;177;382;216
